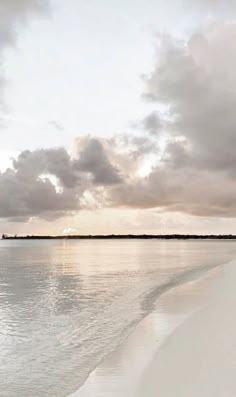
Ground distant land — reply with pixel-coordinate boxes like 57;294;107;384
2;234;236;240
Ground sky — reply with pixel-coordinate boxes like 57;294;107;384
1;0;236;235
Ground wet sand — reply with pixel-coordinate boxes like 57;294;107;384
73;263;224;396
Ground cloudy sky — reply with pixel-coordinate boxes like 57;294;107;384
0;0;236;235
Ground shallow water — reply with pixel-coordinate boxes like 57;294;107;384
0;239;235;397
76;264;222;397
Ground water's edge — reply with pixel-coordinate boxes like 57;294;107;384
69;258;231;396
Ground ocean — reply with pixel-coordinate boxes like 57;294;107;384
0;239;235;397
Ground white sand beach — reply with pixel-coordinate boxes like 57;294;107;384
74;260;231;397
138;259;236;397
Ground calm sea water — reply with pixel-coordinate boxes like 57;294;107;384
0;239;235;397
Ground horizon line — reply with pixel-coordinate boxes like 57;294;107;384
2;233;236;240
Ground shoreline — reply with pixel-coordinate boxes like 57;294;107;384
71;262;224;396
137;259;236;396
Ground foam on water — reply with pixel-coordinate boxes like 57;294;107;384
0;239;235;397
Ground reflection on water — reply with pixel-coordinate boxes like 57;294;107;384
0;239;235;397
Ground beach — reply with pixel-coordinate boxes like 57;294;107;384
75;259;235;397
138;259;236;397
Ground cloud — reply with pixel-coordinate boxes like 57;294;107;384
107;22;236;218
110;167;236;217
2;17;236;222
0;137;123;221
4;21;236;223
0;170;77;221
145;24;236;173
182;0;236;13
13;148;80;189
0;0;49;45
74;137;123;185
0;0;50;107
141;112;163;136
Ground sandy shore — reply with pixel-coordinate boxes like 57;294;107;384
138;259;236;397
73;262;226;396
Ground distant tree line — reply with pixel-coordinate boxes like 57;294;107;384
2;234;236;240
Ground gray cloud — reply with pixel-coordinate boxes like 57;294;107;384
142;112;162;136
107;23;236;218
0;168;78;221
110;167;236;217
74;137;123;185
145;24;236;173
0;137;123;221
13;148;80;189
0;0;49;45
